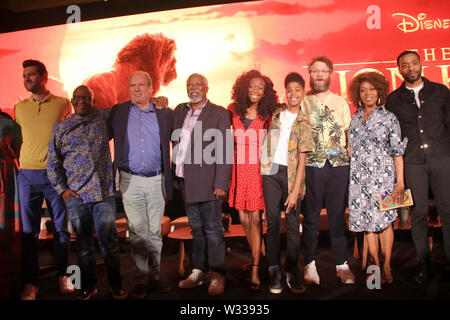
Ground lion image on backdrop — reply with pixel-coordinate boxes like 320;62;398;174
84;32;177;108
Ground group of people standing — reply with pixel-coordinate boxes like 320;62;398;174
0;50;448;300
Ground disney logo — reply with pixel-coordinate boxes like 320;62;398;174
392;12;450;34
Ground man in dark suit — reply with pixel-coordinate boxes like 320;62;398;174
173;73;232;295
108;70;173;299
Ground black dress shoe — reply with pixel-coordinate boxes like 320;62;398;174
414;269;429;285
286;273;306;295
77;287;98;300
111;286;128;300
130;284;148;299
150;278;170;293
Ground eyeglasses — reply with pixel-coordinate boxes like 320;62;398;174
310;69;331;75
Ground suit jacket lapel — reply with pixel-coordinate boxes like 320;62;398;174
196;100;212;123
190;101;212;143
119;102;132;147
155;107;165;143
176;104;190;129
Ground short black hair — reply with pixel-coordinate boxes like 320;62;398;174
284;72;305;89
23;59;47;76
396;50;421;66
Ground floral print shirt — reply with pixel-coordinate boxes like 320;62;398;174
47;108;115;203
301;92;352;167
260;105;313;199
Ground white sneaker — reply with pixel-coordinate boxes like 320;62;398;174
336;262;356;284
179;269;207;288
304;260;320;285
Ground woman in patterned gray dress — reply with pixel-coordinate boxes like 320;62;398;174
347;72;407;284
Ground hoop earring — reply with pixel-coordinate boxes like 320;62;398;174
358;100;363;107
377;97;381;105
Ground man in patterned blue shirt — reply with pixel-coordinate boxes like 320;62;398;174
47;85;127;300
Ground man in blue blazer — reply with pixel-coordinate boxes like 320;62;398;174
173;73;232;295
108;70;173;299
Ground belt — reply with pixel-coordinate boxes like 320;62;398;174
119;168;162;177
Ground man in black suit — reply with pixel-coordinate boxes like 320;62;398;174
108;70;173;299
172;73;232;295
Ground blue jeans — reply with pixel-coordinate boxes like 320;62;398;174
18;169;70;284
65;197;122;290
185;200;227;275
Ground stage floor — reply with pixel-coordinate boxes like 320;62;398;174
31;227;450;302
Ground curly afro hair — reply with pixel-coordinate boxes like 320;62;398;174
348;71;390;108
229;69;278;121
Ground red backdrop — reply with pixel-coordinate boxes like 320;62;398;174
0;0;448;116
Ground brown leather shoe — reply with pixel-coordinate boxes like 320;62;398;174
21;284;39;300
208;271;225;296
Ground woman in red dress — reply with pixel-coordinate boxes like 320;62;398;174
228;70;278;290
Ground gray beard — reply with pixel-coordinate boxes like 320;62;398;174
189;92;203;104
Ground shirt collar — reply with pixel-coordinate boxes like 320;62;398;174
131;101;155;113
70;107;98;122
405;81;424;92
356;105;384;117
28;92;53;103
187;99;208;113
401;77;430;93
274;104;306;121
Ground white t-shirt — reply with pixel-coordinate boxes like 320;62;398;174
273;109;298;166
405;82;424;108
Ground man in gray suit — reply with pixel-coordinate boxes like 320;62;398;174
172;73;232;295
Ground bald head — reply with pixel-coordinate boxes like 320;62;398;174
186;73;208;87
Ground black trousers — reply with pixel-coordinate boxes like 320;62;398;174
303;162;349;265
406;156;450;266
262;165;301;275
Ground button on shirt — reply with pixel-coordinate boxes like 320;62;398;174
175;101;207;178
119;102;161;174
47;108;115;203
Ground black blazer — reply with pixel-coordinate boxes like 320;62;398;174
172;100;232;203
108;101;174;201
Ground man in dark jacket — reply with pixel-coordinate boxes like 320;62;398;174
173;73;232;295
108;71;173;298
386;50;450;284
